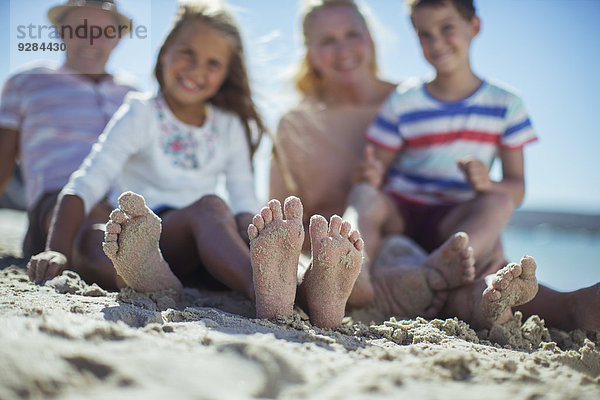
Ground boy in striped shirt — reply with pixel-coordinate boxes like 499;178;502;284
353;0;600;333
358;0;537;283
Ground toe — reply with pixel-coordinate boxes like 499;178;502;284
118;191;148;217
461;246;473;259
452;232;468;250
260;206;273;225
283;196;303;221
328;215;342;237
252;214;265;231
106;221;121;234
104;232;117;242
109;209;127;224
355;237;364;252
464;263;476;280
340;220;351;237
520;256;537;279
268;199;283;221
509;262;522;278
248;224;258;240
493;267;513;290
309;214;328;242
102;241;118;258
349;230;363;251
483;286;502;302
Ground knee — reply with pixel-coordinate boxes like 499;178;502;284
481;191;514;218
191;194;233;218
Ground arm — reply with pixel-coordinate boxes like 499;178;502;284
457;148;525;207
27;194;85;283
224;117;260;217
498;148;526;206
0;127;18;195
269;116;299;202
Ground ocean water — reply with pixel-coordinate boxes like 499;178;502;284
502;225;600;292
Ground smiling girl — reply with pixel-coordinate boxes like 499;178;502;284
27;1;266;295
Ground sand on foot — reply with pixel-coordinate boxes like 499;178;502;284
479;255;539;328
248;196;305;320
301;214;364;328
102;191;183;296
365;233;476;322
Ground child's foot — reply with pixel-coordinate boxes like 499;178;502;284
102;191;183;295
249;197;304;320
422;232;476;317
303;215;364;328
480;256;539;326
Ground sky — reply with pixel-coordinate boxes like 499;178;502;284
2;0;600;215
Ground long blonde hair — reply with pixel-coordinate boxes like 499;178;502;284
154;1;265;157
295;0;378;99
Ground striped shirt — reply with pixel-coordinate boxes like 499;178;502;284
367;79;538;205
0;62;135;208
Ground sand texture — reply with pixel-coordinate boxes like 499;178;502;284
1;209;600;400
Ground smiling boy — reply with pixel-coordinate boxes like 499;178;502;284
360;0;538;279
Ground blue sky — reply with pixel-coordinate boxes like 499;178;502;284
2;0;600;214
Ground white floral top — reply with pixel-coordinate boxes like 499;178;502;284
62;91;258;215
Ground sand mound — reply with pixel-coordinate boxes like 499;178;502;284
1;265;599;399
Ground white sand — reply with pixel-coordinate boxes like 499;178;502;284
1;209;599;399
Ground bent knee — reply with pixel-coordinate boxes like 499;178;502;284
190;194;232;216
491;192;514;213
476;191;514;217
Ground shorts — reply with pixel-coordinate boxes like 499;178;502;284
388;192;458;253
22;190;61;259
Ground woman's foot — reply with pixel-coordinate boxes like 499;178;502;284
302;215;364;328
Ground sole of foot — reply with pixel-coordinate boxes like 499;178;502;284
102;191;183;295
481;255;538;326
303;214;364;328
249;196;304;320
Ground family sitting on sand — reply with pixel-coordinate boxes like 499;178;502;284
1;0;598;332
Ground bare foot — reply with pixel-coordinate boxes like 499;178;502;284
102;191;183;295
302;214;364;328
480;256;539;327
248;197;304;319
422;232;476;317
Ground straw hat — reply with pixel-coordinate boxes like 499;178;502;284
47;0;130;32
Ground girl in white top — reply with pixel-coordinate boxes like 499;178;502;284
27;1;267;294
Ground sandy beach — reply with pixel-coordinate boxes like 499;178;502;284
1;208;599;400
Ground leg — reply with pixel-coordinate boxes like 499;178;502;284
343;183;405;307
103;192;183;294
298;214;364;328
73;200;126;291
22;191;60;259
368;233;475;319
159;195;254;299
516;282;600;331
438;192;514;276
248;197;304;319
442;256;539;330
